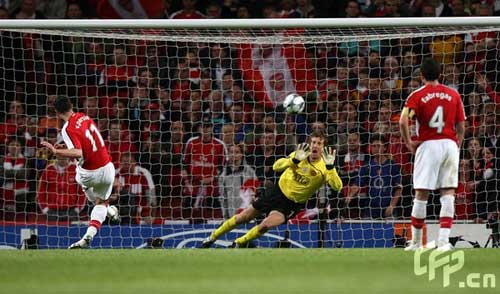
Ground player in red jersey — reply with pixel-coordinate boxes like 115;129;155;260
400;58;466;251
41;96;119;249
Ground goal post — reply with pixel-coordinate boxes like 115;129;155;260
0;18;499;249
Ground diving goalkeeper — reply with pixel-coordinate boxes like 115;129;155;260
201;130;343;248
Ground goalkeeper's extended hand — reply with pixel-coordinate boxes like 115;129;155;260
323;147;336;170
292;143;310;164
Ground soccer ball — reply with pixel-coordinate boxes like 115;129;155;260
283;93;305;114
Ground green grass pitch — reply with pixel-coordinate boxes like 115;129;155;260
0;249;498;294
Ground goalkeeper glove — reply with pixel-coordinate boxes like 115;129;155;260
292;143;310;164
323;146;336;170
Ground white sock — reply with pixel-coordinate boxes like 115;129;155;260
411;226;422;246
438;228;451;246
84;204;107;239
411;199;427;245
438;195;455;246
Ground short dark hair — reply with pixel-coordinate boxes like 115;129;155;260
310;130;326;141
54;96;73;114
370;134;385;144
420;58;441;81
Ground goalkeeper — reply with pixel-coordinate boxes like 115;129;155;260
201;130;342;248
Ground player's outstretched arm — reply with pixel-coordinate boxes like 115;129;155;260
40;141;83;159
323;147;343;191
399;107;418;153
272;143;310;172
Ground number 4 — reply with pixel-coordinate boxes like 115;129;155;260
429;106;445;134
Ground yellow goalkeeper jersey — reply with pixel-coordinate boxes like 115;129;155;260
272;152;343;204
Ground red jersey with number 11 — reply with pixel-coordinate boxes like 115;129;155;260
405;83;466;143
61;112;111;170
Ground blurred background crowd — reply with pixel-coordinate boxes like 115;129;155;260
0;0;499;224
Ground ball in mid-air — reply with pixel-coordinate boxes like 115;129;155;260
283;93;305;114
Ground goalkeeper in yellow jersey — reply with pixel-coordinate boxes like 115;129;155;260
200;130;343;248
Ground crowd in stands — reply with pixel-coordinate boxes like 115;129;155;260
0;0;499;224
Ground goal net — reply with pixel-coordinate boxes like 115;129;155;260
0;19;499;249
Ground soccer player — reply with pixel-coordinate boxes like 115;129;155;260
399;58;466;251
200;130;343;248
41;96;119;249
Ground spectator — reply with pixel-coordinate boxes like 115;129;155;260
170;0;204;19
164;120;184;201
1;137;28;213
38;94;61;136
206;1;221;18
338;132;369;183
236;5;250;18
227;103;245;144
220;123;235;146
219;144;259;218
401;51;419;81
207;90;227;136
455;159;475;220
450;0;470;16
246;129;286;188
372;104;392;135
81;97;99;120
295;0;314;17
100;45;135;90
442;64;461;91
115;152;156;224
36;0;66;18
202;44;235;90
145;45;169;89
34;127;58;171
429;35;464;66
96;0;165;19
139;102;168;146
0;100;24;148
76;40;105;89
465;137;483;178
345;0;361;17
13;0;46;19
475;146;499;220
382;56;403;93
37;156;85;221
336;102;365;154
22;116;38;158
65;2;83;19
105;120;137;168
350;135;402;218
131;67;158;109
182;114;226;219
420;2;436;16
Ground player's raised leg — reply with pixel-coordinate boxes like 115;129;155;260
69;163;115;249
200;206;259;248
69;197;108;249
405;190;428;251
232;210;285;248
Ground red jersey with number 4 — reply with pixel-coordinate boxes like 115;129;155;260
405;83;466;143
61;112;111;170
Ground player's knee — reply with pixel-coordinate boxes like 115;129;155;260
257;223;271;234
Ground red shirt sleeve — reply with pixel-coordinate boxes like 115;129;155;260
456;93;466;123
62;126;82;149
405;92;419;115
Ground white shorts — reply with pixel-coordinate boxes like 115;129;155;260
413;139;459;190
76;162;115;203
